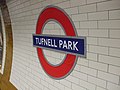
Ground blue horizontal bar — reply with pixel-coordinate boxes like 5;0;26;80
33;35;86;57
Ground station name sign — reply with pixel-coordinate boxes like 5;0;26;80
33;6;86;79
33;35;86;56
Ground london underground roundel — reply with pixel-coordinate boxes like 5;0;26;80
33;6;86;79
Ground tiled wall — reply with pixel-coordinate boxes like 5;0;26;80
6;0;120;90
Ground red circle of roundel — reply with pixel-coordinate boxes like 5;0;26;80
36;6;77;79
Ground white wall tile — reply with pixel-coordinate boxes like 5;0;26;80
80;66;97;77
88;76;106;88
99;55;120;66
89;61;108;72
89;30;108;38
109;10;120;19
79;79;96;90
109;65;120;76
79;4;96;13
72;13;87;21
70;0;86;7
109;47;120;57
89;45;108;55
107;82;120;90
88;11;108;20
72;83;86;90
97;0;120;11
98;20;120;29
80;21;97;28
110;30;120;39
98;71;119;84
98;38;120;48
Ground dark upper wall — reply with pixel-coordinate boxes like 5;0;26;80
0;0;6;6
